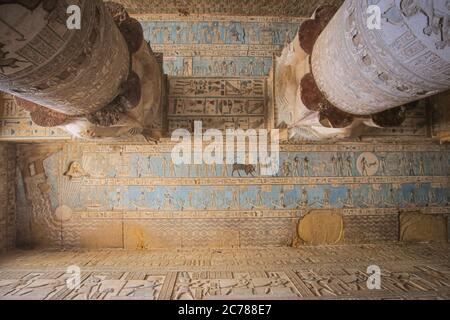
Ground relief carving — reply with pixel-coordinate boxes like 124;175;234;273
400;0;450;49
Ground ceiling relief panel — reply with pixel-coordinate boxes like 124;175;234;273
14;142;450;249
112;0;345;17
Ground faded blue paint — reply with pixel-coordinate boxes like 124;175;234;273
40;150;450;212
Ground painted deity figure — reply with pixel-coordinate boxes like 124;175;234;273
360;157;368;176
303;157;311;176
346;155;353;176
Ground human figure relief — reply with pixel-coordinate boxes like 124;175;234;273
408;157;416;176
346;154;354;176
231;189;240;209
293;156;301;176
221;160;228;177
303;157;311;177
209;190;218;210
299;188;309;207
255;187;264;208
331;154;338;176
281;160;291;177
400;0;450;49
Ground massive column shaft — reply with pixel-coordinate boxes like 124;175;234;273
0;0;129;116
311;0;450;115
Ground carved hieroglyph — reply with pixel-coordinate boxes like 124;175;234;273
312;0;450;115
0;0;129;116
0;143;15;252
113;0;345;17
0;244;449;300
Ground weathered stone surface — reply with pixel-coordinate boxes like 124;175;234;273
299;73;353;128
54;205;73;222
344;214;399;244
371;105;408;128
431;90;450;142
106;2;144;53
118;17;144;54
298;5;338;55
1;244;449;300
297;210;344;245
0;3;449;303
0;143;16;253
63;39;163;140
105;1;130;23
312;0;450;115
400;212;448;243
0;0;130;116
78;221;124;249
112;0;345;17
13;97;70;127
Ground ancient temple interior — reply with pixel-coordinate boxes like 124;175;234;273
0;0;449;301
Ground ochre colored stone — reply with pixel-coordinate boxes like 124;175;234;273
400;213;448;243
54;205;73;222
297;210;343;245
79;221;123;249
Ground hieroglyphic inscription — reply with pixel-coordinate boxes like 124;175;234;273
0;244;449;300
168;78;267;131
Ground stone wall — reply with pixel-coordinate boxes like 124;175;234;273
14;141;449;249
0;143;16;252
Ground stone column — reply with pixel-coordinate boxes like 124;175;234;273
0;1;164;141
311;0;450;116
0;0;130;116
